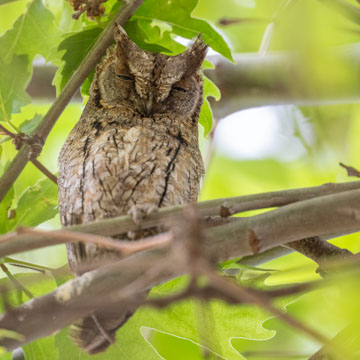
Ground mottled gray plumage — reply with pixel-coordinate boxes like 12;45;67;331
58;26;207;354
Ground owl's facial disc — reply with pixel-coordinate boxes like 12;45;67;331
96;26;208;118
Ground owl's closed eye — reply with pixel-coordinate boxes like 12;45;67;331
94;26;207;119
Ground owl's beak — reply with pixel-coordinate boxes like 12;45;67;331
144;94;154;115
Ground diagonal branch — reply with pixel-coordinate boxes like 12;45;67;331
0;0;144;203
0;124;57;184
285;236;352;267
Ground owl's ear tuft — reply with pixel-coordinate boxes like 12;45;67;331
114;24;153;64
114;24;129;43
182;35;208;74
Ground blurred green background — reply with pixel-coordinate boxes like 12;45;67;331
1;0;360;359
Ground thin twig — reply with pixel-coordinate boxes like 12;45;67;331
146;281;312;309
339;162;360;178
218;17;269;26
0;0;144;203
206;270;332;347
91;315;115;345
0;264;33;299
0;124;15;137
0;124;58;184
30;159;58;184
16;227;172;257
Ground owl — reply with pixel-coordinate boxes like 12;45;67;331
58;25;207;354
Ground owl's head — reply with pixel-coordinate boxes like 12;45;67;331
92;26;208;121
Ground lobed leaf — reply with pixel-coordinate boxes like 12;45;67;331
133;0;233;61
0;185;14;234
0;55;31;122
200;72;221;136
0;0;61;64
54;274;299;360
19;113;43;135
6;178;58;231
53;26;102;94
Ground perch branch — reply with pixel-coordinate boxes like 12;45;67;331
1;187;360;349
285;236;352;266
0;0;144;203
1;180;359;257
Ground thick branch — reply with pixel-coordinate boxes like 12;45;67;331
206;44;360;117
27;45;360;118
1;181;359;258
286;237;352;265
1;187;360;349
0;0;143;203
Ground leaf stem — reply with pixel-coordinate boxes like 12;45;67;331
0;263;33;299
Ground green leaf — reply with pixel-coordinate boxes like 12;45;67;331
0;347;9;358
198;99;213;137
19;113;43;135
133;0;233;61
53;26;102;94
0;271;60;359
130;19;186;54
0;185;14;234
23;337;59;360
7;178;58;231
125;19;175;53
55;275;298;360
0;54;31;122
203;74;221;102
0;0;23;5
198;67;221;136
80;71;95;97
0;0;62;63
0;270;58;307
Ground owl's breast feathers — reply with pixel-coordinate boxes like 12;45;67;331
58;114;203;228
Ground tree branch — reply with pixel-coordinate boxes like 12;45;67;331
1;181;359;258
0;0;144;203
26;44;360;119
206;44;360;117
0;124;57;184
1;186;360;349
285;236;352;267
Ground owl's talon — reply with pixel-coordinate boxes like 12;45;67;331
128;204;158;226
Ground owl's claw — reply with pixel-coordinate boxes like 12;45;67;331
127;204;158;240
127;203;158;226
